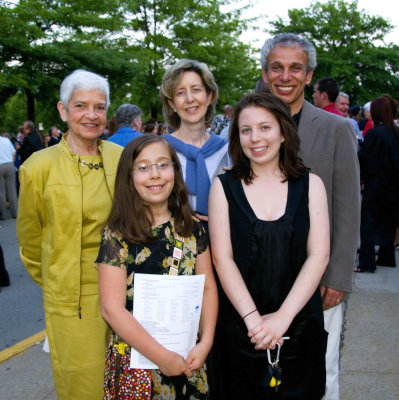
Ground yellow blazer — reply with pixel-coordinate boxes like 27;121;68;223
17;135;123;315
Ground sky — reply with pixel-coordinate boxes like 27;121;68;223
239;0;399;47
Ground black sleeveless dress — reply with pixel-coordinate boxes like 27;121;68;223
215;171;327;400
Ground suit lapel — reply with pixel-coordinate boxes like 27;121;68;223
297;100;319;161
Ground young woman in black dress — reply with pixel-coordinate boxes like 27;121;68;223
209;93;330;399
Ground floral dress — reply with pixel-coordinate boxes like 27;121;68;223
96;217;209;400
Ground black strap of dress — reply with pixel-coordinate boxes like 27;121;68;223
218;171;308;226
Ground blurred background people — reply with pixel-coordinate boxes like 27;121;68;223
43;134;51;147
0;134;18;219
336;92;362;143
16;126;25;144
158;122;173;135
108;103;142;147
104;114;118;140
143;117;159;134
356;96;399;273
48;126;61;146
312;77;342;116
211;104;234;136
361;101;373;137
16;120;45;164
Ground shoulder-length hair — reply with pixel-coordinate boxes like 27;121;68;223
229;92;308;184
371;96;396;132
160;59;218;130
107;135;194;243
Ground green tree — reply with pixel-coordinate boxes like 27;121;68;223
119;0;259;118
0;0;138;131
0;0;260;132
269;0;399;104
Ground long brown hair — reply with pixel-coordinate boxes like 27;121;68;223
229;92;308;184
371;96;396;132
107;135;194;243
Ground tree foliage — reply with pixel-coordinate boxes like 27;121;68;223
269;0;399;105
0;0;259;132
0;0;139;129
106;0;259;117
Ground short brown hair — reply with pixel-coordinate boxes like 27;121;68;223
229;92;308;184
160;59;218;130
106;135;194;243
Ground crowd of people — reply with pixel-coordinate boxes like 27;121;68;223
0;31;397;400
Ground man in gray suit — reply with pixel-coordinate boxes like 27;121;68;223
260;33;360;400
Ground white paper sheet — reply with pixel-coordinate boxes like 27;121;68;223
130;273;205;369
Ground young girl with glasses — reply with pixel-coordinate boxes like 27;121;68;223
96;134;217;399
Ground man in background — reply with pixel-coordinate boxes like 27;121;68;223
16;120;45;164
336;92;362;142
312;77;342;116
108;104;142;147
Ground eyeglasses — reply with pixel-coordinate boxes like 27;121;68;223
132;161;175;173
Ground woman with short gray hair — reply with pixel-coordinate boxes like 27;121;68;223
17;69;123;399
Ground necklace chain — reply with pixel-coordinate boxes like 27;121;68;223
79;160;103;170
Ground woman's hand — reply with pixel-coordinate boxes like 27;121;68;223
195;213;208;222
158;350;193;377
248;311;291;350
186;341;210;371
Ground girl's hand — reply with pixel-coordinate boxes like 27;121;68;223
248;311;291;350
158;350;193;377
242;310;263;332
186;341;210;371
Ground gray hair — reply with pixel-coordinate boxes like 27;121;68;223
160;59;218;129
338;92;349;99
23;120;36;132
116;104;142;127
59;69;110;110
260;33;317;73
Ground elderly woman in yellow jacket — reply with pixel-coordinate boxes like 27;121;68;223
17;70;123;399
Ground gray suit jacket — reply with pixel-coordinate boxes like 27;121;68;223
298;100;360;293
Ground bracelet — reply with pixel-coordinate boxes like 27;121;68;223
242;309;258;320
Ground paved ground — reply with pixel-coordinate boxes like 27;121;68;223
0;215;398;399
0;217;45;352
339;258;399;400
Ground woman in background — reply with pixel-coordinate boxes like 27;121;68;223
356;96;399;272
